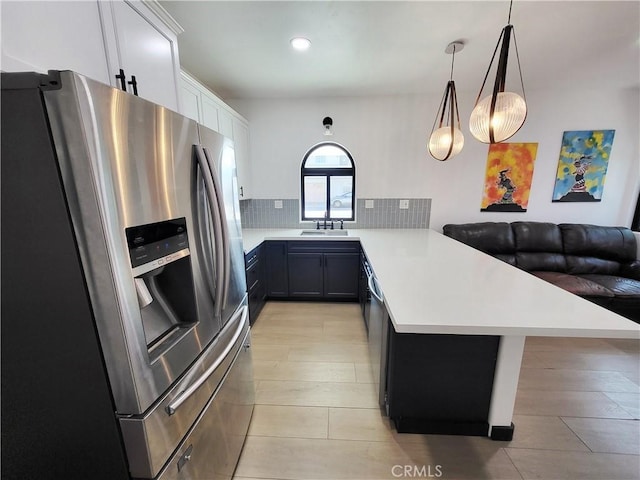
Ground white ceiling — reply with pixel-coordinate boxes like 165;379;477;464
160;1;640;100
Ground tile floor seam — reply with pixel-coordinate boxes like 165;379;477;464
559;416;640;456
496;448;526;480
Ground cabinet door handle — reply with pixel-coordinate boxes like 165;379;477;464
239;186;244;197
128;75;138;96
115;69;127;91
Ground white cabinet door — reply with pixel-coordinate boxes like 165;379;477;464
0;1;111;85
201;94;221;133
232;118;252;199
1;1;181;112
105;0;180;111
180;78;202;122
217;108;234;139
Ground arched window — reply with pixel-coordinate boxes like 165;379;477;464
300;142;355;221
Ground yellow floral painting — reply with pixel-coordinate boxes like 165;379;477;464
481;143;538;212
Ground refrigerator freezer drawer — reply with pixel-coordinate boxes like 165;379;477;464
120;304;250;478
157;328;255;480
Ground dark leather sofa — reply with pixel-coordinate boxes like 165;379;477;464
442;222;640;323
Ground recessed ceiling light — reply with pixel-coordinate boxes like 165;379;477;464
290;37;311;51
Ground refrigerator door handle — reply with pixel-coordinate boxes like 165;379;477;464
203;146;231;310
194;166;216;302
165;305;248;415
194;145;225;314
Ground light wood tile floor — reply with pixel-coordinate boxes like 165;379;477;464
234;301;640;480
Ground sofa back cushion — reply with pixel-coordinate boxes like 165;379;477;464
512;222;563;252
560;224;637;275
442;222;516;265
512;222;567;271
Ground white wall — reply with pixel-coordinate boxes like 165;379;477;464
229;95;433;200
229;85;639;231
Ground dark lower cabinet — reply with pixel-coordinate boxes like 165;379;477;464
288;253;324;297
385;326;500;436
263;240;360;300
324;252;360;298
245;245;266;324
265;241;288;297
287;241;359;300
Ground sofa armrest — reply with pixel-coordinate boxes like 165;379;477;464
634;231;640;260
620;260;640;281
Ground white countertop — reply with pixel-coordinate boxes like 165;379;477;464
242;228;640;339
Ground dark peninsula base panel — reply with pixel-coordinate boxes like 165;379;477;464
393;418;490;437
386;330;501;438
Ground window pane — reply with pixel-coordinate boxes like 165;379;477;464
303;176;327;219
305;145;352;168
329;176;353;219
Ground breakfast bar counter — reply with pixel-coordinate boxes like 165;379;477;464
244;228;638;338
242;228;639;439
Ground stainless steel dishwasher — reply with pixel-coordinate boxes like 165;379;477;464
365;262;389;409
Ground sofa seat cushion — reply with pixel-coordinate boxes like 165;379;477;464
531;271;614;298
578;274;640;298
620;260;640;281
565;255;623;275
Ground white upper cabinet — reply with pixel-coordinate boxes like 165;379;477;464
179;71;253;199
1;0;182;112
179;78;202;122
1;1;111;84
232;118;252;200
200;95;221;133
217;109;234;140
100;1;182;111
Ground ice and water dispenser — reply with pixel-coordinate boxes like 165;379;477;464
126;218;197;353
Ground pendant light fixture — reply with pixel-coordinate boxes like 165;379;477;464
428;41;464;161
469;0;527;144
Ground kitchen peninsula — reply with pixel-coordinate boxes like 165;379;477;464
242;228;640;440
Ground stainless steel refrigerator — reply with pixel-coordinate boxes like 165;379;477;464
1;70;254;480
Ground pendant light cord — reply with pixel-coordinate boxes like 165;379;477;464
450;44;456;81
507;0;513;25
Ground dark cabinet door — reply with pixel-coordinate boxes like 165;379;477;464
245;245;266;325
265;241;288;297
324;253;360;298
246;254;261;291
288;253;324;297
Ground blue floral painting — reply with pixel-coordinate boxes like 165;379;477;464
552;130;615;202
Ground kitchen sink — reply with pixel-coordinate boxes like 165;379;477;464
300;229;349;236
